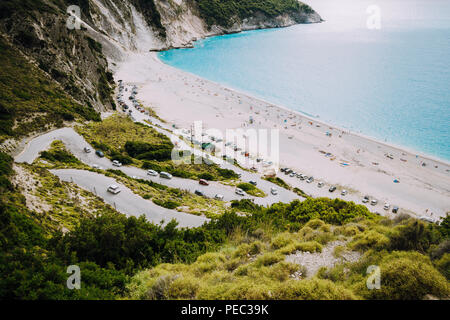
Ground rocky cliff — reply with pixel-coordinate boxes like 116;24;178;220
0;0;321;141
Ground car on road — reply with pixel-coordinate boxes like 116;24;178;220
290;172;296;177
383;203;390;210
299;174;307;180
199;179;209;186
419;216;435;223
271;188;278;195
214;194;224;200
362;196;370;203
249;180;257;186
262;161;273;167
317;182;324;188
392;206;399;214
329;186;337;193
112;160;122;167
341;190;348;196
160;172;173;179
147;170;158;176
371;199;378;206
107;185;121;195
307;177;314;184
84;147;91;153
95;150;104;158
195;190;205;197
235;188;245;196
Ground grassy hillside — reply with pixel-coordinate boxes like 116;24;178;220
127;202;450;300
1;146;449;299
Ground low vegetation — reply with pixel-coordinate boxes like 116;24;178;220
77;114;239;181
264;176;291;190
237;182;267;197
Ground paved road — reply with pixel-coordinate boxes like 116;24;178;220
51;169;208;228
14;127;301;206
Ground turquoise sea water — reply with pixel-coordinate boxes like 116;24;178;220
159;0;450;161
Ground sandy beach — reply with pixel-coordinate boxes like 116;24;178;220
113;51;450;219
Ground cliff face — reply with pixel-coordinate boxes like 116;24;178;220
0;0;321;118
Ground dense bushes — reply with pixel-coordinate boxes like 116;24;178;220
356;252;450;300
50;213;226;275
125;141;174;161
40;146;81;165
194;0;312;28
388;220;442;253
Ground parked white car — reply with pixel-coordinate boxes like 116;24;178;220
383;202;390;210
235;188;245;196
112;160;122;167
107;185;121;195
341;190;348;196
147;170;158;176
214;194;224;201
160;172;173;179
271;188;278;195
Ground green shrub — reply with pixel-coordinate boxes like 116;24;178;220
153;199;180;209
255;252;284;267
350;230;390;251
357;252;450;300
273;278;357;300
296;241;323;253
435;253;450;280
388;220;443;253
167;275;200;300
271;232;295;249
304;219;326;230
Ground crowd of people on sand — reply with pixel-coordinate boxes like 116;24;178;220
232;98;448;179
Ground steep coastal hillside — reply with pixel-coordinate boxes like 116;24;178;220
0;0;321;135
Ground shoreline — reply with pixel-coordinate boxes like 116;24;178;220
114;50;450;219
155;52;450;167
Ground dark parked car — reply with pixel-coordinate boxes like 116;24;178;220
392;206;399;214
95;150;104;158
195;190;205;197
329;186;337;193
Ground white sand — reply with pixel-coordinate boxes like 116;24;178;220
114;52;450;219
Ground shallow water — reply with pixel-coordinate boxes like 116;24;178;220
159;0;450;161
